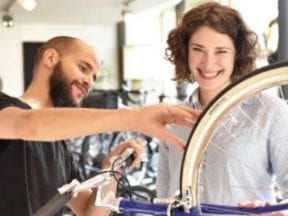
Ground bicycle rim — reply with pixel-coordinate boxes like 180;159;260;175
180;61;288;214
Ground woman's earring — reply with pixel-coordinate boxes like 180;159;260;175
189;73;195;82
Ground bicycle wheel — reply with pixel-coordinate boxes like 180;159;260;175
181;61;288;215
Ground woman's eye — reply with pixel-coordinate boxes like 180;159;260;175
192;47;203;52
216;50;227;54
79;65;87;72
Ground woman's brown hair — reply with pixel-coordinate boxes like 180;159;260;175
166;2;259;82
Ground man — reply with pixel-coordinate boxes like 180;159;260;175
0;36;200;215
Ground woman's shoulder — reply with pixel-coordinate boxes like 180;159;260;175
259;92;286;106
246;92;288;114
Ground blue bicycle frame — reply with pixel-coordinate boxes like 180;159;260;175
117;199;288;215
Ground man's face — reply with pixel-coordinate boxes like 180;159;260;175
49;61;80;107
49;41;100;107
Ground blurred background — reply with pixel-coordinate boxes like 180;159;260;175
0;0;282;102
0;0;286;213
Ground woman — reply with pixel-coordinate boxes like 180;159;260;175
157;1;288;208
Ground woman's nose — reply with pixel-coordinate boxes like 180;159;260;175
201;52;216;71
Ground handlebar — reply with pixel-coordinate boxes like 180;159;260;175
33;192;73;216
33;148;135;216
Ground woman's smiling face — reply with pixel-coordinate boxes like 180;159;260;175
188;25;236;94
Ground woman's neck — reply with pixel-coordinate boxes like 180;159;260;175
199;88;221;108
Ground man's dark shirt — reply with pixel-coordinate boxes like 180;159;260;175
0;92;80;216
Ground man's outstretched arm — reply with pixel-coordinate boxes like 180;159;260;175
0;104;200;148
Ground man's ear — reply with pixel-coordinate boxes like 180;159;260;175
42;48;60;68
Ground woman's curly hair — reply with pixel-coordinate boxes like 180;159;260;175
166;2;259;82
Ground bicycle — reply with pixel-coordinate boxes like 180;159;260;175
35;61;288;215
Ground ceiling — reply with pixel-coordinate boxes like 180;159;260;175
0;0;179;25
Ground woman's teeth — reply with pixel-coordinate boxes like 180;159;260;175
200;69;223;79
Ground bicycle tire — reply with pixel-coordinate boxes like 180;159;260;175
180;61;288;213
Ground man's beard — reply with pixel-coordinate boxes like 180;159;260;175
49;62;79;107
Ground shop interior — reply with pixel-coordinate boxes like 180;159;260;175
1;0;287;215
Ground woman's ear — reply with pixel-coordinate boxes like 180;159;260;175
42;48;60;68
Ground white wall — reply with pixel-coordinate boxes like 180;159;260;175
229;0;278;50
0;23;117;96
